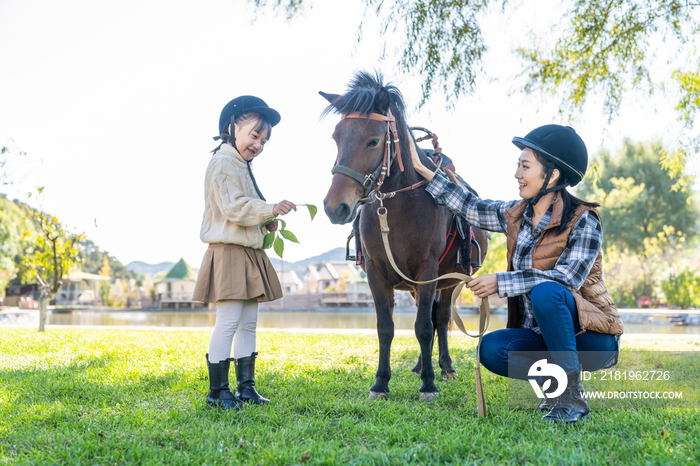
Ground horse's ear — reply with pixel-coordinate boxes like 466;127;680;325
319;91;341;106
373;87;391;115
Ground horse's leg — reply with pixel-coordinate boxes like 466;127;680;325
368;272;395;400
437;288;457;379
411;355;422;375
415;283;439;401
412;295;438;375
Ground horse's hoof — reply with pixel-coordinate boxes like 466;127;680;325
410;370;420;377
369;391;388;401
441;371;458;380
420;392;438;402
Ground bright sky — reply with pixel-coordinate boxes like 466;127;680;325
0;0;689;268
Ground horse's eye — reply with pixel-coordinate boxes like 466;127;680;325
367;139;380;148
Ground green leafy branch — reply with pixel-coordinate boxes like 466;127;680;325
262;204;317;258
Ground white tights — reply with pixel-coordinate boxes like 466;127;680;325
208;299;259;363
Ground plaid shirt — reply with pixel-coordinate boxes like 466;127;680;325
426;172;603;333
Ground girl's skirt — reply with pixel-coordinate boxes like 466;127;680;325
192;243;283;304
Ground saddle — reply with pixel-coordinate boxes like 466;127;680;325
346;147;484;274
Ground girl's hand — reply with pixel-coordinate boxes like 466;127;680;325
265;220;278;232
407;130;435;182
467;274;499;299
273;200;297;217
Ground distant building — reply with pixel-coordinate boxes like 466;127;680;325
302;262;361;292
56;270;110;306
278;270;303;295
3;270;110;308
155;258;203;309
3;283;40;308
345;269;371;300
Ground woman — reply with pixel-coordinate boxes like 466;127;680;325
409;124;623;424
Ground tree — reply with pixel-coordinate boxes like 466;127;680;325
1;144;8;185
661;266;700;308
79;238;138;281
0;195;25;295
249;0;700;126
576;139;698;253
1;141;27;187
575;140;698;303
21;208;84;332
519;1;700;122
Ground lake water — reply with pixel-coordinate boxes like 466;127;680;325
41;309;700;334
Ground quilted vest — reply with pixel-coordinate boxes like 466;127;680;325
503;197;624;335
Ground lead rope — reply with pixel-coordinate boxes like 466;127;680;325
377;205;489;418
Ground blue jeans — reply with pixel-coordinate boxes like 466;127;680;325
480;281;619;378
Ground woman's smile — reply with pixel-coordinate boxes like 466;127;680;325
515;148;545;199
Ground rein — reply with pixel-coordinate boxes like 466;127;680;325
375;201;490;418
331;110;425;201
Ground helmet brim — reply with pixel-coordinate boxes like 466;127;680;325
512;137;585;181
240;106;281;127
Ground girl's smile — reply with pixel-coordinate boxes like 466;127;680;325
233;119;270;161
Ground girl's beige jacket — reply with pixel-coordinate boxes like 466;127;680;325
199;143;276;248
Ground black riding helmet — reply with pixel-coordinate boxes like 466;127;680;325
212;95;281;202
512;124;588;205
217;95;281;136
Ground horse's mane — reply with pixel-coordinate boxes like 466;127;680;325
322;71;407;118
322;71;411;169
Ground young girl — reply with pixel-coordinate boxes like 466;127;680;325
193;95;296;409
409;124;622;424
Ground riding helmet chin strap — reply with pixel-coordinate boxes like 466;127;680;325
527;169;568;206
211;118;231;155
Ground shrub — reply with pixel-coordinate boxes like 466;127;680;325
661;267;700;309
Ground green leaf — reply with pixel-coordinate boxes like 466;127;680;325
277;218;287;230
273;236;284;258
279;229;299;243
262;232;275;249
306;204;317;221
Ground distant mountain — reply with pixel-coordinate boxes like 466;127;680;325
126;248;348;277
125;261;175;276
269;247;347;274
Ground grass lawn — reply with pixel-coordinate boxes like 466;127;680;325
1;328;699;465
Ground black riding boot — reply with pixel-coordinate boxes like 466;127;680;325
206;354;243;409
537;376;559;412
234;352;269;405
543;372;590;424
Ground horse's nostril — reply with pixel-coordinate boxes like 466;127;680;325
337;202;350;220
324;200;352;224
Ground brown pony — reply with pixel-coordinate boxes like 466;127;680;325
321;71;488;401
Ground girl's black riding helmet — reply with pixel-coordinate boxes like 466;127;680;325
213;96;281;202
512;124;588;187
218;95;281;135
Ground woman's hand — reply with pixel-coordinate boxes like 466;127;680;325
467;273;499;299
273;200;297;217
407;130;435;182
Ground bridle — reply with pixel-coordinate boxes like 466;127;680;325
331;110;425;203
